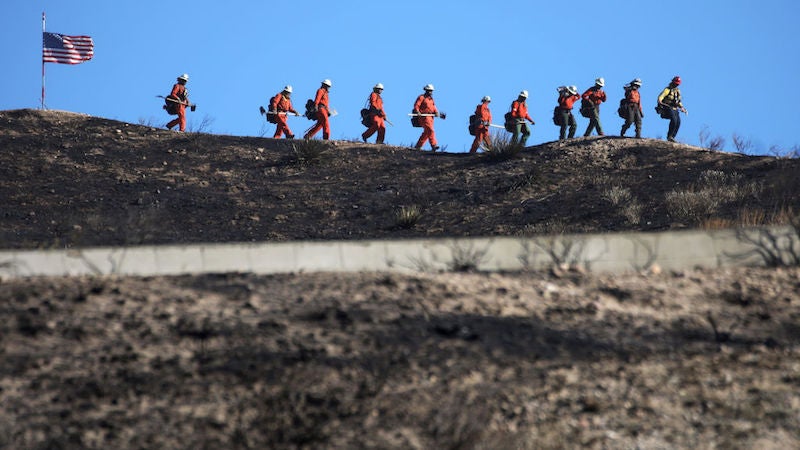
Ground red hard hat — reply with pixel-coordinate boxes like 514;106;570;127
672;76;682;85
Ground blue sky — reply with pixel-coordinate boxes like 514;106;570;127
2;1;799;153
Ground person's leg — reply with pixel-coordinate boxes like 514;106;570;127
512;121;521;144
594;107;604;136
668;108;681;141
559;110;569;140
520;123;531;146
320;110;330;140
634;110;642;138
376;119;386;144
568;113;577;138
469;133;481;153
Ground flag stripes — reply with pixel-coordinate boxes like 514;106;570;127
43;32;94;64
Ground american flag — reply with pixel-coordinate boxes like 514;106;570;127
42;32;94;64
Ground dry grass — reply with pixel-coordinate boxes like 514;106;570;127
602;186;642;225
395;205;422;229
666;170;762;224
484;132;523;161
291;139;331;166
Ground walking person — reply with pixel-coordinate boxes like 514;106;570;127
270;85;299;139
581;77;607;136
304;79;332;140
413;84;442;151
620;78;644;138
556;85;580;140
509;90;536;146
165;73;192;131
657;76;688;142
361;83;387;144
469;96;492;153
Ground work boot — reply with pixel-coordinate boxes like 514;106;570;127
361;134;367;143
287;134;294;139
431;145;440;152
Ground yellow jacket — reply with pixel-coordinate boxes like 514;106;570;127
658;87;682;108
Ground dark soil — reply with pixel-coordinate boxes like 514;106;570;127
1;109;799;449
1;109;798;249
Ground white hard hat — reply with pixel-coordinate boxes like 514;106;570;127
423;84;435;91
283;85;293;93
322;79;332;87
568;85;578;95
374;83;384;90
178;73;189;81
595;77;605;87
631;78;642;86
519;90;529;98
482;96;491;102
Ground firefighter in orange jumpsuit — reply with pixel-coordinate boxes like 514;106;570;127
270;85;299;139
361;83;386;144
469;96;492;153
304;79;332;140
166;73;191;131
413;84;441;151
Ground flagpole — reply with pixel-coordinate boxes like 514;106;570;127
41;11;46;110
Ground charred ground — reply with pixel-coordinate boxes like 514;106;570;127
1;109;800;449
1;109;798;249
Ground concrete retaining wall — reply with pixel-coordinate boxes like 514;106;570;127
1;226;797;278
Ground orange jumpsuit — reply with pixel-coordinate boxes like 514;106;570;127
304;87;330;140
362;91;386;144
166;83;188;131
469;102;492;153
413;94;439;150
270;92;297;139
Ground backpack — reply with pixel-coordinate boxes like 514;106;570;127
163;96;180;115
303;99;317;120
468;114;480;136
410;110;422;127
655;103;672;119
552;106;563;126
617;99;628;119
504;111;515;132
265;94;280;123
360;108;371;128
579;99;594;118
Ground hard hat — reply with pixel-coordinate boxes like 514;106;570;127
178;73;189;82
283;85;293;93
374;83;384;90
423;84;435;91
519;90;529;98
631;78;642;86
322;79;332;87
595;77;605;87
567;85;578;95
672;76;682;85
482;96;491;102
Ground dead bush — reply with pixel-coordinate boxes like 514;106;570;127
484;132;523;161
666;170;762;223
395;205;422;229
602;186;642;225
601;186;632;206
291;139;331;166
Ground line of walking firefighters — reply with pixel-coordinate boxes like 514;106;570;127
163;74;688;153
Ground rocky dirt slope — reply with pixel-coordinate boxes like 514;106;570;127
1;109;799;449
1;109;798;249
